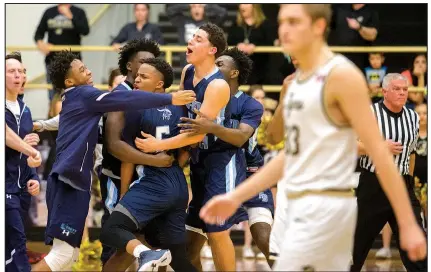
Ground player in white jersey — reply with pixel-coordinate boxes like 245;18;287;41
199;4;426;271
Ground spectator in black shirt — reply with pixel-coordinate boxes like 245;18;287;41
166;4;227;67
111;4;163;51
329;4;378;70
34;4;89;101
227;4;277;85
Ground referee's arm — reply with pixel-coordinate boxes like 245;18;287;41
409;153;416;176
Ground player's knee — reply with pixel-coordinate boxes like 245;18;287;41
100;211;138;249
44;239;79;271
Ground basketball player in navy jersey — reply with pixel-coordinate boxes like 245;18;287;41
100;58;197;272
179;48;275;266
134;23;247;271
100;38;175;265
31;50;195;272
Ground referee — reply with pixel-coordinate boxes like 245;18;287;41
351;73;427;272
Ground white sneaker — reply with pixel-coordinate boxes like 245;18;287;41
375;247;392;259
256;252;266;260
242;246;255;259
201;245;213;259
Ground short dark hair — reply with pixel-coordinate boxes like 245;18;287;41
48;49;79;90
118;38;161;75
108;68;122;87
222;47;253;85
134;4;150;10
199;23;227;58
142;58;174;89
6;51;22;63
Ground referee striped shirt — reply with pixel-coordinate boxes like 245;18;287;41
360;101;419;175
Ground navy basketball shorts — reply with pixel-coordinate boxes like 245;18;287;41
243;170;275;216
118;166;189;246
6;193;31;272
186;151;248;234
45;174;91;248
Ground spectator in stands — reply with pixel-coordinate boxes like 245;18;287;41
111;4;163;51
414;103;428;219
365;53;387;103
227;4;277;85
34;4;89;101
166;4;227;67
167;4;227;45
329;4;378;70
402;54;427;109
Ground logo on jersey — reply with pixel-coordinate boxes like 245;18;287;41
157;108;172;120
60;223;77;236
259;192;268;203
186;101;202;118
6;194;12;199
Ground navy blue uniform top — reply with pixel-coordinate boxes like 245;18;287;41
123;104;188;175
6;98;40;194
183;65;234;159
101;81;133;178
51;85;173;191
230;91;264;169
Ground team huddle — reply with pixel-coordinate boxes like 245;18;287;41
5;4;427;272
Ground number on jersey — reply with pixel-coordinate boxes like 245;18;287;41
156;126;170;140
285;126;300;155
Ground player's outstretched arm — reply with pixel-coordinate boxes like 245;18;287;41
106;111;173;168
200;152;284;224
82;86;195;113
6;125;39;157
331;64;426;261
135;79;230;153
33;114;60;132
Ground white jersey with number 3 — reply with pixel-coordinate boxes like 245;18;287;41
281;55;358;194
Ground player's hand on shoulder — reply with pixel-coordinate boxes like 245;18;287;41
27;179;40;196
171;90;196;106
153;152;174;168
135;132;159;153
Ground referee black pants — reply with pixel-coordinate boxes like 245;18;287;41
351;171;427;272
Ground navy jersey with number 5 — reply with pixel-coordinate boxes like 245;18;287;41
123;104;188;175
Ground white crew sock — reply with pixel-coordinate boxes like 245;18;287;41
133;244;151;258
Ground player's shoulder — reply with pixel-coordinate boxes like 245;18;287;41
207;78;228;89
182;64;194;74
242;93;263;111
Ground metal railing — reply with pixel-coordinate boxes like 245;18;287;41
6;45;427;93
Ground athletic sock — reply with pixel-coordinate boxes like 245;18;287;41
133;244;151;258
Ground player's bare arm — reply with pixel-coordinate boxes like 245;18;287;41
178;110;254;148
6;124;41;167
135;79;230;152
267;74;294;144
120;162;134;198
329;63;426;259
106;111;173;167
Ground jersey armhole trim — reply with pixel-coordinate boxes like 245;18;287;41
320;64;351;129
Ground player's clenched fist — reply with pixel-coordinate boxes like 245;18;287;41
171;90;196;105
27;150;42;168
27;179;40;196
400;223;427;262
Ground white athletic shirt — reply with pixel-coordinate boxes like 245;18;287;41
6;99;21;120
280;54;358;194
